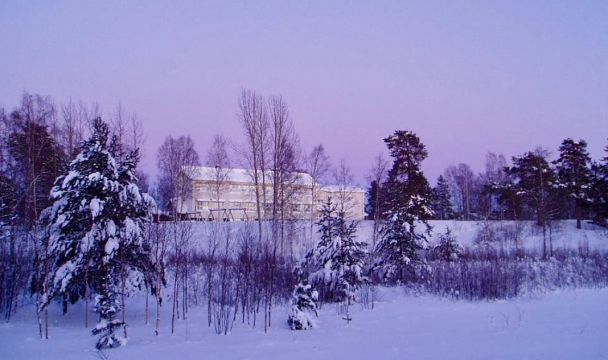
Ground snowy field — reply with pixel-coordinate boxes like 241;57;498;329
188;219;608;258
425;220;608;252
1;287;607;360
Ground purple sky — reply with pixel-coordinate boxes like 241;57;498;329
1;1;607;185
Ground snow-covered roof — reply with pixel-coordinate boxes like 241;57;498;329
183;166;315;186
321;185;366;193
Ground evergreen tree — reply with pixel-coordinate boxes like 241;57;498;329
507;151;562;258
365;180;381;220
375;130;433;283
0;168;22;322
507;151;557;227
0;172;15;224
589;140;608;226
6;119;65;229
433;228;462;262
0;171;14;257
553;139;592;229
487;171;522;221
42;118;155;349
302;198;367;303
287;276;318;330
431;175;453;220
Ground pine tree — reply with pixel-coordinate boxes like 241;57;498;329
375;130;433;283
42;118;155;349
507;151;557;226
589;140;608;226
487;171;522;221
287;276;318;330
302;198;367;303
553;139;592;229
431;175;453;220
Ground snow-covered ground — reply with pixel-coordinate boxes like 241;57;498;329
2;220;606;359
1;287;607;359
425;219;608;250
189;219;608;258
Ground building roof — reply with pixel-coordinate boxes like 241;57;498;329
182;166;366;193
320;185;367;193
183;166;315;186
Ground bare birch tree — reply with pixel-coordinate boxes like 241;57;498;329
59;100;98;158
266;95;302;330
156;135;200;334
6;94;63;338
149;222;168;336
205;134;232;211
333;159;355;216
268;95;300;251
238;89;269;242
110;103;145;160
305;144;330;240
444;163;477;220
157;135;200;216
109;103;150;335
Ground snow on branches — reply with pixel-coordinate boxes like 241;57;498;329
41;118;155;349
301;198;367;304
287;278;319;330
374;130;434;283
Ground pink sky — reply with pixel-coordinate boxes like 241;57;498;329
1;1;606;185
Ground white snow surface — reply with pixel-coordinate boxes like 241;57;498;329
3;220;606;359
187;219;608;259
1;288;607;359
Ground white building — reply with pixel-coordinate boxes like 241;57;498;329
178;166;366;221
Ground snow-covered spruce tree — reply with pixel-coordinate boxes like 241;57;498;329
375;130;433;284
553;138;592;229
431;175;454;220
42;118;155;349
287;272;318;330
302;198;367;303
301;198;336;301
433;228;462;262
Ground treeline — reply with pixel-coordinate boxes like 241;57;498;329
288;131;608;329
366;138;608;229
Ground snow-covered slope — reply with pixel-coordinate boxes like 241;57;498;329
187;220;607;259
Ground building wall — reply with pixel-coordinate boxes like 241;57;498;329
315;188;366;221
180;173;366;221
